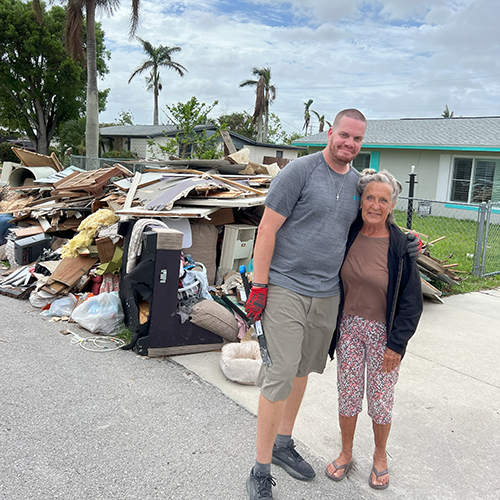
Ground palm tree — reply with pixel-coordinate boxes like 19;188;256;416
442;104;454;118
312;110;330;133
33;1;141;160
128;38;187;126
303;99;314;134
239;67;276;142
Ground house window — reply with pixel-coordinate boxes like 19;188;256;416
352;153;371;172
450;157;500;203
276;150;283;158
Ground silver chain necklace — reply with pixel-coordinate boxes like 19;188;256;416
326;165;348;201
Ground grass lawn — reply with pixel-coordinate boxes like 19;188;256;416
393;209;500;295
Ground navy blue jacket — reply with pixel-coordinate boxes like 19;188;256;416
329;214;423;359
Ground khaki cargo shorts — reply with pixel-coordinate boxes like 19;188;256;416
256;284;339;402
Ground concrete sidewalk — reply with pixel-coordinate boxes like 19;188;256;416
1;290;499;499
173;289;500;499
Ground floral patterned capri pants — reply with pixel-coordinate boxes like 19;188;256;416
336;314;400;425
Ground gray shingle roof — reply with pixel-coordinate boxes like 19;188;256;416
293;117;500;150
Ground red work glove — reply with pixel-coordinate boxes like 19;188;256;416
406;232;423;261
245;286;268;324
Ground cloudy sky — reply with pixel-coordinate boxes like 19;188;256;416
98;0;500;135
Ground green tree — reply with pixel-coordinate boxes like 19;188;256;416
266;113;302;146
239;67;276;143
101;109;135;127
128;38;187;126
442;104;454;118
33;0;141;158
149;97;222;159
0;1;106;155
59;116;87;156
217;111;257;140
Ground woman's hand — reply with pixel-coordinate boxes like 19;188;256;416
382;347;402;373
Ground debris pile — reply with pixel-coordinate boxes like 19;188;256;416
0;141;276;355
408;230;462;303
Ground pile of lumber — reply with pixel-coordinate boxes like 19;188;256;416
414;232;461;303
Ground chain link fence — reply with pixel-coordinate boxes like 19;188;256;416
477;201;500;277
394;196;500;278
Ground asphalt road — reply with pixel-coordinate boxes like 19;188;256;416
0;295;374;500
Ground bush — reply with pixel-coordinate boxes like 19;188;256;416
102;149;138;159
0;142;18;163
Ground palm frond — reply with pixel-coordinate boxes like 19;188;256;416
129;0;141;37
239;79;258;88
65;0;86;63
128;60;154;83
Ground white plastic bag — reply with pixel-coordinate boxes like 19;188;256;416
71;291;125;334
40;294;77;317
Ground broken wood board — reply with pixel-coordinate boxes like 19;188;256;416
417;253;459;286
131;158;246;169
113;172;163;191
0;284;35;300
421;277;444;304
115;206;219;219
111;163;134;177
41;256;98;295
145;177;233;211
11;147;63;172
142;169;266;196
51;167;129;198
179;195;267;208
123;171;142;210
14;226;44;238
221;130;237;155
33;167;84;185
227;148;250;165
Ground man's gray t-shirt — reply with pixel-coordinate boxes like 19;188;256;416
265;151;360;297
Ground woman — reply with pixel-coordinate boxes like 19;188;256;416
325;169;423;489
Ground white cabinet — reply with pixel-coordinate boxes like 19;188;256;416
217;224;257;284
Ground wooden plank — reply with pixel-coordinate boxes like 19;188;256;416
421;277;444;304
115;206;219;218
398;226;429;240
14;226;44;238
112;163;134;177
179;195;266;208
43;256;98;289
428;235;446;246
142;168;265;195
123;171;142;209
220;130;237;155
148;343;223;357
417;253;446;274
11;147;62;171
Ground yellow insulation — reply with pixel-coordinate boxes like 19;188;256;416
61;209;119;258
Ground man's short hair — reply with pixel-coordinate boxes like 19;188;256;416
332;109;366;129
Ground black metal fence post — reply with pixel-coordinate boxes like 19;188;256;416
406;165;418;230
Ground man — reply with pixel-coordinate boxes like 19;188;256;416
244;108;368;499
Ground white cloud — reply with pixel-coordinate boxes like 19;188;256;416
97;0;500;134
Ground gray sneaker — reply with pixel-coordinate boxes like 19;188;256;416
272;439;316;481
246;468;276;499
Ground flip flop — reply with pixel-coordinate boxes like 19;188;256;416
325;460;353;482
369;465;390;490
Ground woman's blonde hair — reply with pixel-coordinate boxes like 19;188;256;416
357;169;402;225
